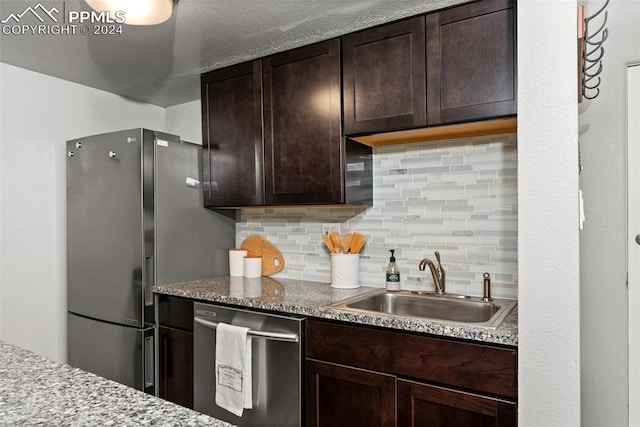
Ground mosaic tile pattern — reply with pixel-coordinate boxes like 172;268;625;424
239;134;517;299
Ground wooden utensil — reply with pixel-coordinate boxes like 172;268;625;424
349;232;360;253
342;233;353;254
330;231;342;254
322;234;335;254
350;232;367;254
240;235;285;276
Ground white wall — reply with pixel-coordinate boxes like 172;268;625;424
628;63;640;427
0;63;164;362
0;63;3;337
579;1;640;425
164;101;202;144
518;1;581;426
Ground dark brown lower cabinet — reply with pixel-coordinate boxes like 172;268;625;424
397;379;516;427
305;360;516;427
306;359;396;427
158;325;193;409
306;319;517;427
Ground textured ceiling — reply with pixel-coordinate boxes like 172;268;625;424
0;0;462;107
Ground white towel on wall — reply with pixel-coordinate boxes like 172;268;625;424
215;322;253;417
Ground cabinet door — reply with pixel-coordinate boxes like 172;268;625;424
307;319;517;399
263;40;343;205
426;0;517;125
157;295;193;332
397;379;516;427
306;359;396;427
201;61;264;207
342;16;426;135
158;326;193;409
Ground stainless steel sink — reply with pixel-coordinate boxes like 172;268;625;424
327;289;517;328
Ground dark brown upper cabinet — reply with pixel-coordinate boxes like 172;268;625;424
343;0;517;141
342;16;427;136
201;39;372;208
426;0;517;126
201;61;264;207
200;0;517;208
263;40;345;205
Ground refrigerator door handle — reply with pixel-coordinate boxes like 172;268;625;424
144;335;154;389
144;256;154;306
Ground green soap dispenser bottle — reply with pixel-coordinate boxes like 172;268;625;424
386;249;401;291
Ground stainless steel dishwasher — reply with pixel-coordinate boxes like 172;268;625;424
193;302;304;426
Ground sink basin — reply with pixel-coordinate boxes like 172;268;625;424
327;289;516;328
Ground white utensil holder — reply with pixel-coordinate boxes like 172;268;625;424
330;254;360;289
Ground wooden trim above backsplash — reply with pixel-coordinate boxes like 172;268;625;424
350;117;517;147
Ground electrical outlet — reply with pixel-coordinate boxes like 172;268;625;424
322;223;340;236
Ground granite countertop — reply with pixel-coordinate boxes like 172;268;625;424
0;341;233;427
154;276;518;346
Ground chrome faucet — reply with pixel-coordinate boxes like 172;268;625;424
418;251;446;295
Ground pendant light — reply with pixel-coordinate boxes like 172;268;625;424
85;0;176;26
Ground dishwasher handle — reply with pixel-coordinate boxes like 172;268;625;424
194;316;299;343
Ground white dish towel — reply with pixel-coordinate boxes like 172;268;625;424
215;322;253;417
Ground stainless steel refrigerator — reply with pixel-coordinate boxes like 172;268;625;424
66;128;235;393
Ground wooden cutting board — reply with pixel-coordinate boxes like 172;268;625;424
240;235;285;276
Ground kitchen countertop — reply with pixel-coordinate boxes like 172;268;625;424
154;276;518;346
0;341;233;427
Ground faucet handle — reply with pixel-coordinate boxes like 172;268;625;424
434;251;445;292
482;272;492;302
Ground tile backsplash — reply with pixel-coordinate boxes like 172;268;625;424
239;134;517;299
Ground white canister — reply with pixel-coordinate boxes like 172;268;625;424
244;256;262;278
330;253;360;289
229;249;248;276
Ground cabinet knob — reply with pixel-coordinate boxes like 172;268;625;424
67;151;74;157
108;151;117;158
635;235;640;245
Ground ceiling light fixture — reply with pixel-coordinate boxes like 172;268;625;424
85;0;176;26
